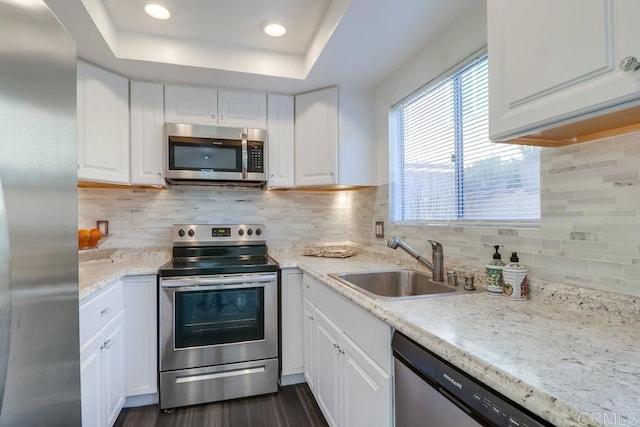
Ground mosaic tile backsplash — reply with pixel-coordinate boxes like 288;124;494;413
79;131;640;296
78;187;356;248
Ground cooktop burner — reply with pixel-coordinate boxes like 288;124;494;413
159;224;279;278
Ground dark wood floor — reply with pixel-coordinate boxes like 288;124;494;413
114;384;328;427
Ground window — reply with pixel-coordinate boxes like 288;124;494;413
390;54;540;224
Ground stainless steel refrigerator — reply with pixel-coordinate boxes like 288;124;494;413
0;0;81;425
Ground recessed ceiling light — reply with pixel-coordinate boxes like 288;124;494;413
144;4;171;20
263;23;287;38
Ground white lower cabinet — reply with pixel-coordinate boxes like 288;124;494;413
123;275;158;400
79;280;125;427
280;269;305;384
303;275;392;427
303;297;317;391
80;275;158;425
341;333;392;427
315;310;343;427
102;316;126;426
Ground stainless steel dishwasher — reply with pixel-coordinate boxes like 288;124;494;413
392;332;553;427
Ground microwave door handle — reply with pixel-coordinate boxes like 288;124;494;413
241;132;248;180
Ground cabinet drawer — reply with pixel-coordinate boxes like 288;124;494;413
80;280;124;347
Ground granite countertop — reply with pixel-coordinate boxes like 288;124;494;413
269;243;640;427
77;243;639;426
78;249;171;301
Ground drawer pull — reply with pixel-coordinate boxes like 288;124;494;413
100;307;110;316
100;339;112;350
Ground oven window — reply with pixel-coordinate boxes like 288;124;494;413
174;287;264;348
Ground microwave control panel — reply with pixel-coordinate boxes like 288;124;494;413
247;143;264;173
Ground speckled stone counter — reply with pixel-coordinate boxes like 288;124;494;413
78;249;170;301
269;244;640;427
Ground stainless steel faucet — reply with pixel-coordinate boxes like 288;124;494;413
387;237;444;282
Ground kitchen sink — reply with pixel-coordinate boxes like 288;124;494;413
329;269;467;301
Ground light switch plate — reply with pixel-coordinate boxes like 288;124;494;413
375;221;384;238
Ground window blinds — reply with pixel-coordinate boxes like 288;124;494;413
391;55;540;223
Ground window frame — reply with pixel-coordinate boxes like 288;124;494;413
389;49;540;228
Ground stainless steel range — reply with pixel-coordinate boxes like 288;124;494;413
158;224;279;410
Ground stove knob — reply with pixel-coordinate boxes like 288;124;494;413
178;229;185;237
188;229;195;237
238;229;245;236
256;228;262;236
247;228;253;236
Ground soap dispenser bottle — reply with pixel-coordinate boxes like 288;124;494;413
485;245;505;295
502;252;528;300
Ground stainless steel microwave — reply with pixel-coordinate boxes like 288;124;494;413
164;123;267;186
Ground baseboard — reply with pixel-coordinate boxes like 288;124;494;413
280;373;306;386
124;393;159;408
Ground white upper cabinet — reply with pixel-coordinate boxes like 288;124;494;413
164;85;218;125
77;60;130;184
489;0;640;143
218;89;267;129
295;87;338;186
130;81;165;186
267;94;295;188
165;84;267;129
295;86;375;187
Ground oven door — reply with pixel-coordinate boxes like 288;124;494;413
159;272;278;372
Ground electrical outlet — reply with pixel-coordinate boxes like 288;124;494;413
375;221;384;238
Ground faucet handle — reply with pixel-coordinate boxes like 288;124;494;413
427;240;442;251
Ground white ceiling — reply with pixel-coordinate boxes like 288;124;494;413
44;0;482;93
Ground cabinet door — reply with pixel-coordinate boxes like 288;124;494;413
124;275;158;397
266;94;295;187
80;337;103;427
295;87;338;186
218;90;267;129
103;313;125;427
77;61;130;184
281;269;304;378
164;84;218;125
130;81;165;186
489;0;640;141
341;334;392;427
302;298;316;391
315;311;341;427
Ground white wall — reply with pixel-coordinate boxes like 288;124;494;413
374;2;488;185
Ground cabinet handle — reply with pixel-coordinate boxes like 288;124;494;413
620;56;640;72
307;314;314;320
219;114;224;122
210;114;216;121
100;307;110;316
329;172;335;177
100;339;111;350
157;172;162;176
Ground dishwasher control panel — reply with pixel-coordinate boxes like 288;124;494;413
392;332;551;427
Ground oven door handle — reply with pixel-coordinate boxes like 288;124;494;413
160;273;277;289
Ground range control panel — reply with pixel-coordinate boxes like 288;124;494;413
172;224;265;245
